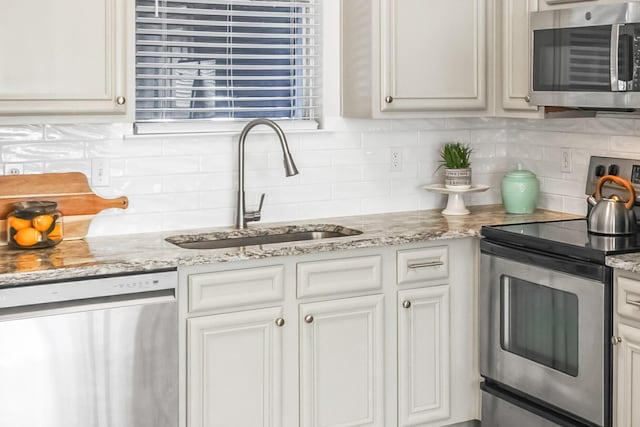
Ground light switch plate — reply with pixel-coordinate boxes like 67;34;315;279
91;158;110;187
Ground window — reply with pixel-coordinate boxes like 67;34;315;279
135;0;320;130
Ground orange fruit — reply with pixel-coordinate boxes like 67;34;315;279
8;216;32;231
13;227;42;247
32;214;54;232
47;223;63;242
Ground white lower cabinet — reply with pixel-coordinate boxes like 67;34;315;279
614;271;640;427
186;306;284;427
398;286;450;426
616;323;640;427
180;240;478;427
300;295;384;427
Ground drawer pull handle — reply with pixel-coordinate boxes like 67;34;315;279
626;297;640;308
612;336;623;345
408;261;444;269
304;314;314;324
275;318;285;327
402;300;411;309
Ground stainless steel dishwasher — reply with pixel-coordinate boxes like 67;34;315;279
0;269;178;427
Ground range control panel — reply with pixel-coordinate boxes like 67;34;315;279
586;156;640;204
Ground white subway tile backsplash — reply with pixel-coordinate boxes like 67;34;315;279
563;196;588;216
1;115;639;236
390;118;446;130
298;131;362;151
2;141;85;162
126;193;201;214
299;166;362;184
43;160;91;175
362;131;419;148
86;139;162;158
45;124;127;141
124;156;200;176
610;136;640;154
332;181;390;200
331;148;389;166
0;125;43;142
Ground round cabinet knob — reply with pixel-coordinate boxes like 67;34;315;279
524;95;531;103
612;336;623;345
116;96;126;105
385;96;393;104
275;318;285;327
402;300;411;309
304;314;314;324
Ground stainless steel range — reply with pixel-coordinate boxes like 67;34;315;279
480;156;640;427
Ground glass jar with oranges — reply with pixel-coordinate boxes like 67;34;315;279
7;201;63;249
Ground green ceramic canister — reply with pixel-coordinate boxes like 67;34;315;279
501;165;539;214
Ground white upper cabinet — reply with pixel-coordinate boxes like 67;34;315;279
495;0;542;116
381;0;487;112
0;0;131;121
342;0;490;118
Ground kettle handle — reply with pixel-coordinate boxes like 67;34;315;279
594;175;636;209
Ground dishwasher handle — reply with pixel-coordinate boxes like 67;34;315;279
0;270;177;309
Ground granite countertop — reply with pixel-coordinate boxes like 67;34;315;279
0;204;581;286
606;254;640;273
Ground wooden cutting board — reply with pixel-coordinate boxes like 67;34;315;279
0;172;128;244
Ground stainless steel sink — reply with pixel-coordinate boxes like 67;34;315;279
166;225;363;250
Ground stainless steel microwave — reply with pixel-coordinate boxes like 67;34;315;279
530;2;640;110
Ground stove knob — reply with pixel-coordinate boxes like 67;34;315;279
595;165;606;177
608;164;620;176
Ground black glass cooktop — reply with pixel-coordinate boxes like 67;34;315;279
481;219;640;264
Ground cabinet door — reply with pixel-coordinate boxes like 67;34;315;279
187;307;284;427
398;285;450;426
381;0;486;111
0;0;127;116
616;323;640;427
499;0;540;112
300;294;384;427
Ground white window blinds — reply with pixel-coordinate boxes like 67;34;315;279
135;0;321;125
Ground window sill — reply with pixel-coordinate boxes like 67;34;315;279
132;120;320;137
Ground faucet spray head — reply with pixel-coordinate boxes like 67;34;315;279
283;154;299;177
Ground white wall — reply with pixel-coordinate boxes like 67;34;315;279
2;1;640;236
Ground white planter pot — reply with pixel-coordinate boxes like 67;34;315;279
444;168;472;189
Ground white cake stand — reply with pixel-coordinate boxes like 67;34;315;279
422;184;490;215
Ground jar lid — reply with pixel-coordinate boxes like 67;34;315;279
12;200;58;213
504;164;536;179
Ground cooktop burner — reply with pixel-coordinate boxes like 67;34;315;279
482;219;640;264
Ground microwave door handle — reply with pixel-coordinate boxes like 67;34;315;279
611;24;621;91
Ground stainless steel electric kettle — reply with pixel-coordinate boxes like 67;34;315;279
587;175;637;235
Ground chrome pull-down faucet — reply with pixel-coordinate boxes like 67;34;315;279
236;119;299;229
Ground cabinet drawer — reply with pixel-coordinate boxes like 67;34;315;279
188;265;284;313
297;255;382;298
617;276;640;322
397;246;448;285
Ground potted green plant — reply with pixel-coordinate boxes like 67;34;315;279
437;142;472;189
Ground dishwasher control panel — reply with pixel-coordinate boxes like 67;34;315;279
0;270;177;309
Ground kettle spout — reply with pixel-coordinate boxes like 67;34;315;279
587;195;598;207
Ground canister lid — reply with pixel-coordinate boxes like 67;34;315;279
504;164;537;179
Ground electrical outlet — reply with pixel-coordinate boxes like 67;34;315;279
390;150;402;172
4;163;23;175
91;158;110;187
561;150;572;173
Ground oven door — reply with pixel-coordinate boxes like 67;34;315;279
480;244;605;426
